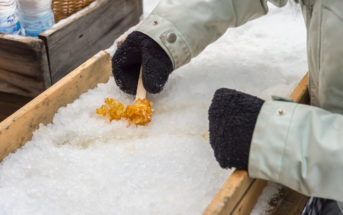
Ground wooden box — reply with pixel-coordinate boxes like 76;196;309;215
0;51;309;214
0;0;142;98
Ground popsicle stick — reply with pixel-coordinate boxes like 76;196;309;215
136;66;146;100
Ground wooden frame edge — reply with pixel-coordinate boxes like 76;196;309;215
290;73;309;104
0;55;309;213
0;51;111;161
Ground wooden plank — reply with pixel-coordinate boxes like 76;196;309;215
268;187;309;215
0;92;32;122
204;73;310;215
0;51;111;161
232;180;267;215
0;34;51;97
290;73;309;104
204;172;267;215
40;0;142;83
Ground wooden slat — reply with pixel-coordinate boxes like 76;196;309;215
204;73;310;215
0;68;46;91
0;35;51;97
290;73;309;104
204;172;266;215
268;187;309;215
0;51;111;161
0;92;32;122
39;0;142;84
233;180;267;215
0;79;37;98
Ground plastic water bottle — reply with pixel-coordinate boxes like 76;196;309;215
0;0;22;35
17;0;55;38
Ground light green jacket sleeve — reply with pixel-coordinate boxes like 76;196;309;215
249;100;343;202
136;0;287;69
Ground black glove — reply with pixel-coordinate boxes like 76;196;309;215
112;31;173;95
208;88;264;170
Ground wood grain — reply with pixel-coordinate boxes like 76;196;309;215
290;73;309;104
268;187;309;215
0;51;111;161
232;179;267;215
40;0;142;83
204;172;267;215
0;35;51;97
0;92;32;122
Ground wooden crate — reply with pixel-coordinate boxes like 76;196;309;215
0;51;310;214
0;0;142;99
0;92;32;122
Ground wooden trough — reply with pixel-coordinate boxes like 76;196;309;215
0;51;310;214
0;0;142;121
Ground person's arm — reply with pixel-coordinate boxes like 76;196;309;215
112;0;288;94
249;100;343;201
209;89;343;202
136;0;283;69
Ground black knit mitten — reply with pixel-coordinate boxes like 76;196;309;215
208;88;264;170
112;31;173;95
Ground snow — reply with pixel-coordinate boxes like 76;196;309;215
251;183;284;214
252;184;286;215
0;1;307;215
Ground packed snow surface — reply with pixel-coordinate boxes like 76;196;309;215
0;1;307;215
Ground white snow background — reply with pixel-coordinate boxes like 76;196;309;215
0;1;307;214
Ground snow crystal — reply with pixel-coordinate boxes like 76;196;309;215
0;1;307;215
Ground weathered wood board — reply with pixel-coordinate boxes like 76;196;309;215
204;73;310;215
0;51;310;214
204;171;267;215
267;186;309;215
40;0;142;83
0;92;32;122
0;35;50;97
0;0;142;121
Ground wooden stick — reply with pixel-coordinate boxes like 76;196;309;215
135;66;146;100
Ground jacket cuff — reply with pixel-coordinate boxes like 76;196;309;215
248;100;297;181
136;14;192;69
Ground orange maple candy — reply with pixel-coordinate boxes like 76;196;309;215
125;98;152;126
96;98;125;121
